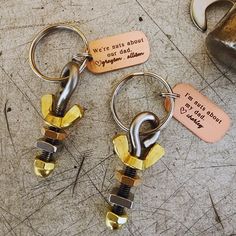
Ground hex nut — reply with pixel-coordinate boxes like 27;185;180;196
36;138;62;153
34;156;55;177
106;211;128;230
109;187;134;209
41;126;67;141
115;170;141;187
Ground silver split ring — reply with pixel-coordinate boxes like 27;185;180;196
29;23;89;82
111;72;176;134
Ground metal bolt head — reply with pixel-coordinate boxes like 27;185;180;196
34;156;55;177
106;211;128;230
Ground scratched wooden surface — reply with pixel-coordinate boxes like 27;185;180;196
0;0;235;235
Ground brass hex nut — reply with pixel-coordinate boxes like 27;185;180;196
41;127;67;141
34;156;55;177
106;211;128;230
115;170;141;187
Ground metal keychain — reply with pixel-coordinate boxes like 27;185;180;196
106;72;178;230
29;24;91;177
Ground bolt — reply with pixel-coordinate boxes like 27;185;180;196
38;107;64;163
112;166;137;215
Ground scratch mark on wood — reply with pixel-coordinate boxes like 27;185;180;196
1;66;42;118
1;213;17;236
101;162;108;191
209;192;224;229
3;100;17;156
72;154;86;195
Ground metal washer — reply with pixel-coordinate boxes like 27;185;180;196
29;23;89;82
110;72;175;134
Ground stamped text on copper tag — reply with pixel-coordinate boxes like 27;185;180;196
166;84;231;143
87;31;150;73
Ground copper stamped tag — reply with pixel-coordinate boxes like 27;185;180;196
87;31;150;73
166;84;231;143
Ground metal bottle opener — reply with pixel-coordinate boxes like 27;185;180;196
190;0;236;70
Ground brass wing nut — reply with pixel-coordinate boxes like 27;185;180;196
41;94;84;129
113;134;165;170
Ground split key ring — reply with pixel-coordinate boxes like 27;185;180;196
29;23;90;82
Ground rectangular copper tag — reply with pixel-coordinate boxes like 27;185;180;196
167;84;231;143
87;31;150;73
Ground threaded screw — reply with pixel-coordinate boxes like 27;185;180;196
112;166;137;215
